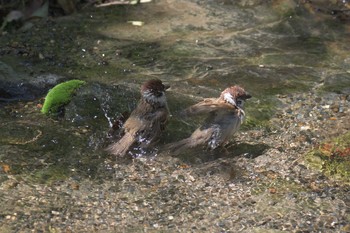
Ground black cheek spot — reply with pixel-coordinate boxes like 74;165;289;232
155;91;163;97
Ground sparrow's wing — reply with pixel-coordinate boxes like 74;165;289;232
123;115;145;135
123;105;168;136
181;98;235;117
143;108;168;132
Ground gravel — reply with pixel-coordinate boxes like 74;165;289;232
1;90;349;232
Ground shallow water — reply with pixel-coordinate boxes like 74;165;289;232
0;0;348;187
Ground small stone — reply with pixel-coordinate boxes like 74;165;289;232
341;225;350;232
292;102;302;110
269;187;277;194
70;182;80;190
331;105;339;113
52;211;60;215
315;97;322;102
81;128;88;133
1;179;19;190
300;125;310;131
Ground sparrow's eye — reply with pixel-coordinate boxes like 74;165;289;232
155;91;163;97
236;100;243;106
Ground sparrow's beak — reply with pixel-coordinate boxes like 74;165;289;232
164;84;171;90
244;93;252;99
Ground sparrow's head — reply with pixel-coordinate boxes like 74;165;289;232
220;85;251;108
141;79;170;105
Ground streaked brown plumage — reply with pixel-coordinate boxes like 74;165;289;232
106;79;169;156
167;85;251;155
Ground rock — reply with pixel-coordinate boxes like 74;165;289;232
323;73;350;94
0;61;65;102
64;82;138;128
41;79;86;115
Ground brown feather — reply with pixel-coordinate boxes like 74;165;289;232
106;79;169;156
167;85;250;155
106;132;136;156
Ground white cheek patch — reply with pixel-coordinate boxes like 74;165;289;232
224;92;236;106
143;90;155;101
143;90;167;105
238;108;245;123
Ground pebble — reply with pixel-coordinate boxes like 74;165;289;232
300;125;311;131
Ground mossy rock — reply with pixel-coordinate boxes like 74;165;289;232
305;132;350;183
321;73;350;94
41;79;86;115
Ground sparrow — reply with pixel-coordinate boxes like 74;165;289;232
106;79;170;156
167;85;251;155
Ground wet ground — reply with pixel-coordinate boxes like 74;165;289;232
1;0;350;232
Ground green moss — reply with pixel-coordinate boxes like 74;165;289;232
41;80;86;115
242;96;278;130
320;73;350;94
305;132;350;183
272;0;297;17
30;166;69;184
251;177;306;196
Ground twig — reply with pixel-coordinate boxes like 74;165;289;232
95;1;134;7
10;129;43;145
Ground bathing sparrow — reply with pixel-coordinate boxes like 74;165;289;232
106;79;170;156
167;85;251;155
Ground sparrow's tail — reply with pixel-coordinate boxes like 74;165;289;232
106;133;136;156
165;138;191;155
165;137;204;155
166;127;218;155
